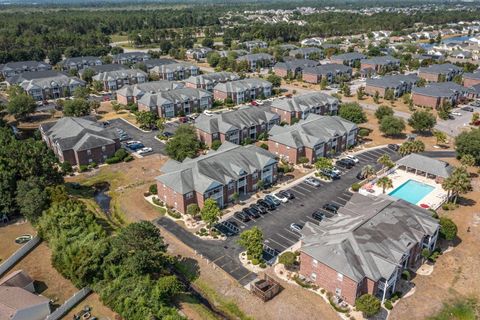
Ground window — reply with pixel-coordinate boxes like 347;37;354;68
311;273;317;281
228;182;235;190
252;172;258;179
337;273;343;281
101;146;106;152
312;259;318;267
335;288;342;297
87;149;92;156
186;192;193;199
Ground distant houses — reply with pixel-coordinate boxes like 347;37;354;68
40;117;120;166
236;53;275;71
59;56;102;71
0;61;51;78
330;52;366;67
150;62;200;81
112;52;151;64
463;72;480;87
360;55;400;73
289;47;323;60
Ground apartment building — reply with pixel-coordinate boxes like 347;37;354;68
213;78;272;105
184;72;240;91
92;69;148;91
302;63;353;84
418;63;463;82
365;74;420;98
116;80;184;105
150;62;200;81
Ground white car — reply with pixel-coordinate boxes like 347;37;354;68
203;110;214;116
272;192;288;203
346;155;359;163
290;223;303;233
451;111;462;116
256;100;264;105
331;167;342;175
126;140;141;146
137;147;153;155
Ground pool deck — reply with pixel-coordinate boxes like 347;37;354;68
360;169;448;210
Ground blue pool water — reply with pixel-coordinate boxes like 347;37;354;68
388;179;434;205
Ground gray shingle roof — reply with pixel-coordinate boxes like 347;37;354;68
116;80;184;97
268;114;357;148
366;74;419;89
271;92;339;113
331;52;366;61
150;62;199;74
11;71;86;91
396;153;453;178
40;117;118;151
0;61;51;73
214;78;272;93
361;55;400;65
236;53;274;62
412;81;469;98
289;47;322;56
195;106;280;134
113;52;151;60
303;63;352;75
92;69;147;81
156;141;277;194
60;56;101;67
464;72;480;80
274;59;319;71
418;63;462;75
144;58;177;69
78;64;128;76
300;193;439;282
184;72;240;86
137;88;211;108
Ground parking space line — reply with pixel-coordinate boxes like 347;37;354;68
231;217;248;227
299;219;307;225
291;188;307;197
331;200;344;207
369;149;385;157
337;196;350;202
295;185;313;193
212;255;226;263
238;271;255;282
283;228;301;238
305;216;319;223
267;238;288;250
276;233;297;244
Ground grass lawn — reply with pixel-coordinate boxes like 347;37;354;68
110;34;129;43
428;298;478;320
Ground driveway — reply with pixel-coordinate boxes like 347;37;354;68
109;118;167;155
156;146;400;286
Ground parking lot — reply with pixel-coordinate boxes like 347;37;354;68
156;146;400;285
109;118;179;156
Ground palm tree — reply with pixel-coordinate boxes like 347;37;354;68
433;130;447;146
377;176;393;194
361;165;376;179
377;154;393;169
449;167;472;204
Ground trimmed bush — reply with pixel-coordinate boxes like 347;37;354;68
384;299;393;310
351;183;361;192
149;184;158;195
260;143;268;150
439;217;457;241
124;155;134;162
259;262;267;268
251;258;260;265
106;157;121;164
167;209;181;219
211;139;222;151
278;251;297;268
355;294;381;317
79;164;89;172
401;270;410;280
115;148;128;160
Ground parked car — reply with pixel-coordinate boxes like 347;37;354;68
342;158;356;166
321;169;340;180
102;121;110;126
388;144;399;151
336;159;353;169
356;171;367;180
163;131;174;138
179;116;188;123
272;193;288;203
250;204;267;214
265;195;281;206
248;205;262;217
128;143;145;151
331;167;342;175
257;199;275;211
126;140;141;146
234;211;250;222
345;155;359;163
243;207;260;219
138;147;153;155
290;223;303;233
278;189;295;200
304;177;321;187
323;203;340;213
462;106;474;112
312;210;325;221
250;100;258;106
451;111;462;116
119;135;130;142
203;110;214;116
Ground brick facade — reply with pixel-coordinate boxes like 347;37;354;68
464;77;480;87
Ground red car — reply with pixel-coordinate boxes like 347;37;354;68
179;116;188;123
250;100;258;106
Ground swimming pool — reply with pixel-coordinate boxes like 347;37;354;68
388;179;435;205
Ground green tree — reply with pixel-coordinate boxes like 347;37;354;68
15;177;49;223
63;98;91;117
342;84;351;97
339;102;367;124
356;86;365;100
470;112;479;125
377;153;394;170
278;251;297;269
7;93;36;120
455;128;480;165
135;110;157;129
315;157;333;171
206;51;221;67
377;176;393;193
374;105;394;122
373;91;380;103
186;204;200;218
111;101;122;113
320;77;328;90
73;86;90;100
384;88;395;101
211;139;222;150
361;164;376;179
82;68;96;83
238;226;264;261
266;74;282;87
399;140;425;156
452;74;463;85
156;117;166;134
433;130;447;146
165;125;201;161
92;80;103;93
379;115;405;136
356;294;381;317
202;37;214;48
439;217;457;241
416;78;426;87
200;198;221;228
408;110;437;133
443;166;472;204
48;48;63;65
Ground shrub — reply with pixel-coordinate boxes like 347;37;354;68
351;183;361;192
355;294;381;317
211;139;222;150
401;270;410;280
260;143;268;150
384;299;393;310
320;288;325;294
115;148;128;160
439;217;457;241
149;184;158;195
124;155;134;162
292;275;312;288
390;292;402;302
259;262;267;268
442;202;457;211
251;258;260;265
167;209;181;219
358;128;370;137
278;252;297;268
79;164;89;172
88;162;97;169
106;157;120;164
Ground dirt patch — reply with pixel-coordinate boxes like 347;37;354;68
0;220;35;262
389;189;480;320
63;292;117;320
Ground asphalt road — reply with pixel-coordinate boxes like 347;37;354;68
155;146;400;285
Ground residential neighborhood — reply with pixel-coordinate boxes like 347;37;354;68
1;1;480;320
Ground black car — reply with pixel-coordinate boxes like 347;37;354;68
248;205;262;216
312;210;325;221
279;189;295;200
336;159;354;169
342;158;356;166
163;132;174;138
356;171;367;180
323;203;340;213
243;207;260;219
234;211;250;222
388;144;400;151
257;199;275;211
250;204;267;214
